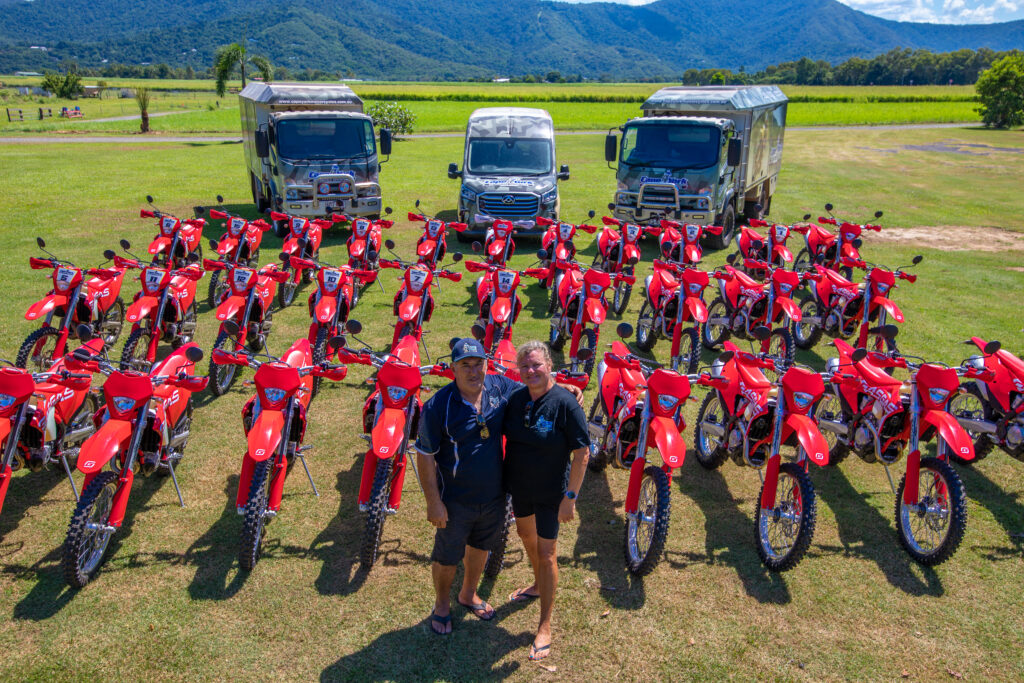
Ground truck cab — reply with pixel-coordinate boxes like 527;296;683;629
448;107;568;238
240;83;392;230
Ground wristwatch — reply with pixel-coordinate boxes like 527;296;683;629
565;490;577;500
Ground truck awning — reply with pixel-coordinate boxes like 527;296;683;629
642;86;787;113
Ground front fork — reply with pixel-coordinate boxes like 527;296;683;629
901;383;923;505
625;399;663;516
759;396;788;509
100;400;151;529
0;405;30;512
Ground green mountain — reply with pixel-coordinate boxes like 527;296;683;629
1;0;1022;79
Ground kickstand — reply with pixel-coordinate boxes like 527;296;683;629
297;449;319;497
376;277;386;294
167;460;186;508
60;454;79;502
882;463;896;494
420;338;432;363
757;468;764;484
406;450;422;489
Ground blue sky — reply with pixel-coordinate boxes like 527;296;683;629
554;0;1024;23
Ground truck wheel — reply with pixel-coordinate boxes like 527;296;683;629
251;173;269;213
707;204;735;250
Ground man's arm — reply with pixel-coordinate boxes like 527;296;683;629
559;445;589;523
415;448;448;529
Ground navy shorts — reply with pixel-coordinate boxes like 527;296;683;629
431;497;506;566
511;495;562;540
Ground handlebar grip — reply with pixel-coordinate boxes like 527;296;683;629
449;222;468;232
202;258;225;271
29;257;55;270
269;211;288;221
660;219;680;229
140;209;156;218
535;217;555;226
407;212;424;222
579;224;598;234
748;219;768;227
900;272;917;283
377;219;394;229
209;209;228;219
818;217;836;225
601;216;620;226
704;225;724;235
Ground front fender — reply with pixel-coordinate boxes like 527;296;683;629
247;411;285;462
78;419;133;473
398;295;422;322
873;296;904;323
488;240;506;258
648;416;686;468
349;240;366;258
684;296;708;323
148;236;172;255
216;295;246;322
25;293;67;321
217;235;240;255
683;244;701;264
371;407;407;459
417;240;437;258
314;295;338;324
783;413;829;466
491;296;513;324
584;298;607;325
773;244;793;262
776;296;802;322
922;409;974;461
126;295;159;323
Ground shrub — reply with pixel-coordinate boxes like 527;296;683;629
366;101;416;136
975;53;1024;128
40;70;83;99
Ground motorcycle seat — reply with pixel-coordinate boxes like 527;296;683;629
854;359;903;389
825;270;857;288
731;268;761;289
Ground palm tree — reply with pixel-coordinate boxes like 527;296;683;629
135;87;151;133
214;41;273;97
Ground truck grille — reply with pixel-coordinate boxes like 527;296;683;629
479;193;539;218
638;183;679;211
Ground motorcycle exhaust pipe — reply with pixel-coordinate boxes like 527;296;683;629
955;417;997;435
816;418;849;436
699;421;726;438
63;423;96;446
167;429;190;449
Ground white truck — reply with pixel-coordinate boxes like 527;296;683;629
605;85;787;249
448;107;569;238
239;82;392;235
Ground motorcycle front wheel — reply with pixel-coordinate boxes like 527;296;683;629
755;462;816;572
701;297;730;350
239;459;272;570
16;326;59;371
670;326;700;375
62;470;119;587
624;465;671;577
895;456;967;566
120;327;155;374
612;267;633;315
208;330;240;396
360;457;394;568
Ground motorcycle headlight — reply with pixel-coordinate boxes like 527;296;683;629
460;186;477;203
929;388;950;404
657;395;679;411
264;388;287;404
113;396;136;413
876;283;890;295
387;387;409;402
0;394;16;409
541;188;557;204
792;392;814;409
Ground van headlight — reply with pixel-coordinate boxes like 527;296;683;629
461;186;477;203
697;198;709;210
616;192;633;205
541;188;557;204
286;188;299;201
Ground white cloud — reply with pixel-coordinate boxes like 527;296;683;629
942;0;965;10
833;0;1024;23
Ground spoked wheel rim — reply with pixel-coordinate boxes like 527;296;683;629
671;328;698;373
703;299;729;348
763;331;791;383
636;302;654;348
697;395;726;457
627;475;658;564
814;393;843;453
947;391;985;442
280;281;298;307
99;301;124;346
900;468;953;556
758;469;804;561
78;480;116;576
794;299;819;345
125;331;154;373
179;305;198;345
217;363;238;394
28;330;59;373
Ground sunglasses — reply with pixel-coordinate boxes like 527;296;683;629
476;413;489;439
523;400;534;428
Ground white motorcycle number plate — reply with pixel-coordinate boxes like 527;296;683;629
162;217;176;230
233;269;254;288
686;225;699;241
627;224;639;240
144;268;164;288
409;269;428;291
292;218;305;230
57;267;75;283
323;270;341;290
354;220;369;236
428;220;443;237
775;225;787;241
497;271;515;292
230;218;246;233
559;224;573;240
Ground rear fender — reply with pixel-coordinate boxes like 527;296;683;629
247;411;286;462
873;296;904;323
25;293;67;321
648;416;686;468
126;295;159;324
783;413;829;466
78;419;133;473
922;409;974;462
371;407;407;459
216;295;246;322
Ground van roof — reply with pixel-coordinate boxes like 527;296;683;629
467;107;553;139
239;82;363;107
642;86;787;113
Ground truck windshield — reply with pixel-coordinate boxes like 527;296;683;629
276;119;374;160
467;138;552;175
621;124;720;169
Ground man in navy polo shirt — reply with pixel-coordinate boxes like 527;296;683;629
415;338;518;635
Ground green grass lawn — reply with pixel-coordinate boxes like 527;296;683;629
0;128;1021;681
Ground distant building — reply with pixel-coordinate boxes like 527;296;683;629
15;71;43;77
492;78;510;83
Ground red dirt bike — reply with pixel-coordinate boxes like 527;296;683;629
270;210;340;309
733;217;801;278
951;337;1024;464
652;219;723;266
381;240;463;352
586;323;696;576
335;320;451;568
140;195;205;268
814;329;983;565
18;237;126;372
792;255;922;353
701;255;810;373
634;259;711;374
200;197;272;308
536;212;598;313
0;337;104;516
792;204;883;277
114;242;204;374
547;260;635;377
474;213;535;267
339;207;393;285
288;254;377;396
464;256;547;353
694;327;830;571
61;331;207;587
592;215;657;315
211;326;348;569
203;248;290;396
408;201;467;269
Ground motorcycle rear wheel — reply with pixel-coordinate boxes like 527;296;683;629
63;470;118;587
755;462;816;572
895;456;967;566
16;326;59;372
120;327;155;374
239;459;272;570
360;457;394;568
624;465;671;577
946;382;994;463
208;330;239;396
207;270;228;310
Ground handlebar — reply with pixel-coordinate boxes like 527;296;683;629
209;209;228;220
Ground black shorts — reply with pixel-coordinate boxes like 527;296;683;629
511;495;562;540
431;497;506;566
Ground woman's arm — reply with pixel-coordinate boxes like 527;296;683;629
559;445;589;523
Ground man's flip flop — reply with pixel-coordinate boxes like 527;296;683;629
508;587;540;603
529;642;551;661
458;598;496;621
429;610;452;635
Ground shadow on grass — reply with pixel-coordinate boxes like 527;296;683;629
957;460;1024;560
321;619;530;682
813;463;944;596
309;458;376;596
183;474;251;600
570;466;648;610
10;470;167;621
675;460;793;604
0;468;71;541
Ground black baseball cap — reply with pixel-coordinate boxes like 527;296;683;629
451;338;487;363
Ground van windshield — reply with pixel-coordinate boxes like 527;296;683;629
276;118;375;160
621;124;720;169
467;138;552;175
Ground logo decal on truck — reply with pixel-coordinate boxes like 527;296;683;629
639;172;689;189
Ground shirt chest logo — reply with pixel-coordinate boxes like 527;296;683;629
534;415;554;435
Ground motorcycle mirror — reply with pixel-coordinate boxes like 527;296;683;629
72;348;93;363
984;340;1001;355
576;348;593;362
76;324;93;342
103;249;116;260
824;203;833;212
279;252;290;263
415;199;421;208
345;319;362;335
449;336;462;350
881;324;900;340
36;236;46;248
536;249;547;260
385;239;396;250
874;210;883;219
852;239;863;249
451;252;463;262
470;324;486;342
803;214;811;220
912;255;923;265
607;202;615;211
119;238;131;250
194;206;205;215
851;348;868;362
616;322;633;339
471;241;482;253
588;210;596;218
385;206;393;215
222;320;241;337
146;195;154;204
328;335;346;351
216;194;224;204
726;253;736;265
185;346;204;363
208;238;218;250
752;326;772;341
187;253;200;264
718;351;734;363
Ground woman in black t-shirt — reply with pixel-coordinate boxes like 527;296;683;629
502;341;590;662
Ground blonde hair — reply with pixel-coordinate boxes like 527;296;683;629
516;340;553;368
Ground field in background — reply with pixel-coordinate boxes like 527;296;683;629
0;127;1021;680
